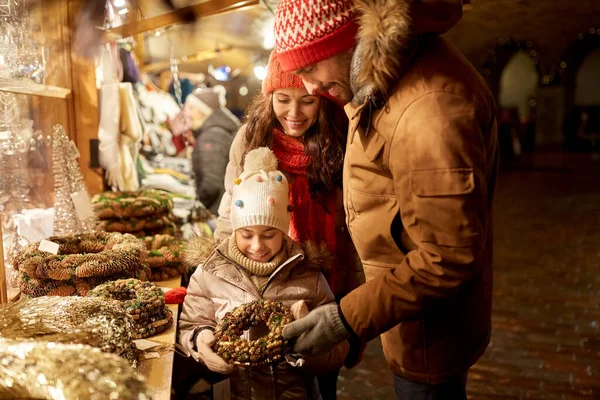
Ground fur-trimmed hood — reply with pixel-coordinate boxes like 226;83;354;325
183;234;331;273
351;0;462;105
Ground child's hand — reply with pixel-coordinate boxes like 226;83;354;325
193;330;235;374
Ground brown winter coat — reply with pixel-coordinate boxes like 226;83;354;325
179;236;348;399
215;125;365;299
339;0;499;383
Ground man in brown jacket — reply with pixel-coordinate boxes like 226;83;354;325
275;0;498;398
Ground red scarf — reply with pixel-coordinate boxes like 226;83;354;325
271;129;338;291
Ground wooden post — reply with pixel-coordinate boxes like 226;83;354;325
67;0;104;196
0;215;7;305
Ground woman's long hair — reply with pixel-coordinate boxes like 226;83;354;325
241;93;348;205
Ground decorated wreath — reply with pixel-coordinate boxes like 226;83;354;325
88;278;173;339
141;234;186;281
17;268;151;298
92;189;173;219
213;299;294;365
13;232;147;281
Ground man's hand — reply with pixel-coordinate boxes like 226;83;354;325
283;303;351;355
193;330;234;374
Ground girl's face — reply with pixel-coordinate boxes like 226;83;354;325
272;87;320;138
235;226;284;263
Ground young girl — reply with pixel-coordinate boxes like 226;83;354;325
215;53;364;398
179;147;348;399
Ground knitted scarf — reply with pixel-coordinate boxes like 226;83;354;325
270;128;338;292
229;237;288;293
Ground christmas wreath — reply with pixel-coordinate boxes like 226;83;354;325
92;189;173;219
213;299;294;365
13;232;147;281
88;278;173;339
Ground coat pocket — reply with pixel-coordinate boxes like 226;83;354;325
347;188;405;264
410;168;474;197
409;168;480;248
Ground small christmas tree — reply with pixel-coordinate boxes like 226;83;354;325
51;124;97;235
59;125;97;231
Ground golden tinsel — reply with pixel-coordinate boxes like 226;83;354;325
0;339;150;400
0;296;139;365
13;232;148;281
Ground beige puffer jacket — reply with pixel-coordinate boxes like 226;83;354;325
179;236;348;400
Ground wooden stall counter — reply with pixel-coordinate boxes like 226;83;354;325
138;275;182;400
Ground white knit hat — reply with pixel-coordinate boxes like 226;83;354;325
229;147;291;234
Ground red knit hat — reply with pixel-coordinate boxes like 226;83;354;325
262;51;305;95
274;0;358;72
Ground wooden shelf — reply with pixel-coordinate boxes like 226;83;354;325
105;0;259;39
0;77;71;99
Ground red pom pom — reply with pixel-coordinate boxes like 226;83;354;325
164;287;187;304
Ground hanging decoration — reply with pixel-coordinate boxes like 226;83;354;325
0;0;45;83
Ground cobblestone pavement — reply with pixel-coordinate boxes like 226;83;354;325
338;151;600;399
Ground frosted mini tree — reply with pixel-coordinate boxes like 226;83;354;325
59;125;97;231
52;124;85;235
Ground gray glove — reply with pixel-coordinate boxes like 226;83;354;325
282;303;351;356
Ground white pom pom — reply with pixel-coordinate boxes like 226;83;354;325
243;147;278;172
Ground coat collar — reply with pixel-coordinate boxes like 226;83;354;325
350;0;462;106
350;0;412;106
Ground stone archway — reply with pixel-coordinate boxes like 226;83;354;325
498;50;539;119
556;28;600;151
482;38;542;103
